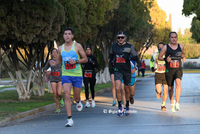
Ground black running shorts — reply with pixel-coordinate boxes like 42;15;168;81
165;68;183;87
155;72;167;85
114;71;131;86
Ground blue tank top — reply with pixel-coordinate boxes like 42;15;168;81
61;41;82;76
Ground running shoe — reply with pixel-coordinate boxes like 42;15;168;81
117;107;123;116
175;103;180;111
161;106;167;111
125;106;130;116
130;96;134;104
65;119;74;127
60;99;65;107
85;101;90;108
91;100;96;108
112;100;116;106
76;101;83;111
55;108;60;113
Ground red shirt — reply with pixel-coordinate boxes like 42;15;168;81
141;62;146;69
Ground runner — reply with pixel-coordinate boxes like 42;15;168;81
149;42;168;111
82;46;98;108
55;27;88;127
43;48;64;113
129;60;137;105
121;60;137;110
158;32;186;113
108;56;116;106
109;31;140;116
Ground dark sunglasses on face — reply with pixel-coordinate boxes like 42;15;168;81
117;36;125;39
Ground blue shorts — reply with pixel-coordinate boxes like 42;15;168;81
122;77;135;86
61;76;83;88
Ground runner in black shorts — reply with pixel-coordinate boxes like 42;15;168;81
158;32;186;113
149;43;168;111
109;31;140;116
43;48;64;113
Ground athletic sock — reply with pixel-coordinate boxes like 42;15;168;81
162;101;166;106
68;116;72;119
118;101;122;107
126;101;129;107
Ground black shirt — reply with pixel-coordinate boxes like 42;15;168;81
109;42;137;74
165;44;182;69
82;54;98;78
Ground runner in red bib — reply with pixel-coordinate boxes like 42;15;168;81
43;48;64;113
158;32;186;113
81;46;98;108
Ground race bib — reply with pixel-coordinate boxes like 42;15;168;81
52;70;60;77
84;70;92;78
64;61;75;70
170;60;179;68
157;64;166;71
116;57;125;63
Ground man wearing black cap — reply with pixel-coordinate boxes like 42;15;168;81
82;46;98;108
109;31;140;116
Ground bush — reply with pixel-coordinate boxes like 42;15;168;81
183;61;200;69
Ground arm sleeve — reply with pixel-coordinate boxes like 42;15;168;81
43;60;50;71
93;56;99;68
130;46;140;64
149;56;154;69
109;45;114;64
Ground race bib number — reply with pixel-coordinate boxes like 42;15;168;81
84;70;92;78
64;61;75;70
157;64;166;71
52;71;60;77
170;60;179;68
116;57;125;63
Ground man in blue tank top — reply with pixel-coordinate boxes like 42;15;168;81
158;32;186;113
55;27;88;127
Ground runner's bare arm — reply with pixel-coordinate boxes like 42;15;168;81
158;45;167;61
76;43;88;64
180;45;186;62
131;68;136;74
55;46;62;65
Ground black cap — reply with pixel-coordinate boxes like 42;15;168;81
117;31;126;37
86;46;92;51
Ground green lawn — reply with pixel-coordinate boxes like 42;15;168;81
0;90;55;121
0;86;15;91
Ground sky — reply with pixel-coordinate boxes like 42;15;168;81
157;0;195;34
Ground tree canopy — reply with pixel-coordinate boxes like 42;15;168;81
182;0;200;43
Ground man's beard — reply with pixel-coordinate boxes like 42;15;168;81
118;41;125;45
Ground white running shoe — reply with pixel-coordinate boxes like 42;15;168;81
91;100;96;108
85;101;90;108
76;101;83;111
175;103;180;111
65;119;74;127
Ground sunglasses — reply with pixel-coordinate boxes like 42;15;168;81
117;36;125;39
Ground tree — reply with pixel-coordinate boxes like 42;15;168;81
0;0;65;100
57;0;111;46
127;0;154;59
182;0;200;43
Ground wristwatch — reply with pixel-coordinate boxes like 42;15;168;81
76;60;79;64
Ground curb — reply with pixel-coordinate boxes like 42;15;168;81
0;87;112;127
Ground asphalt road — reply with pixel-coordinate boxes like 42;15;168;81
0;73;200;134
